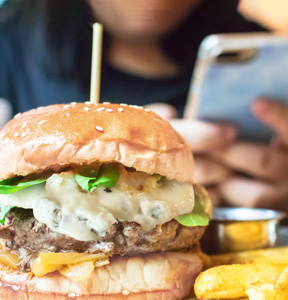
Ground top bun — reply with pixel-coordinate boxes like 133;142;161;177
0;103;194;183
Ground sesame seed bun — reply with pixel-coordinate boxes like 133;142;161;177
0;103;193;183
0;102;202;300
0;252;202;300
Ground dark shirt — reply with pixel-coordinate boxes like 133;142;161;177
0;0;264;116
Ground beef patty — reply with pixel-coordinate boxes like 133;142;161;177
0;208;205;271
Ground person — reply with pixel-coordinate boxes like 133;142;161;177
1;0;288;211
0;0;264;116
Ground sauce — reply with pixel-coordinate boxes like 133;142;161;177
0;170;194;241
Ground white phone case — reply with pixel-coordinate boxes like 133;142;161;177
185;32;288;142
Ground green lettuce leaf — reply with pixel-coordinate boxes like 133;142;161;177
0;178;46;194
0;204;15;225
174;195;209;227
153;174;162;181
0;177;46;224
75;164;120;192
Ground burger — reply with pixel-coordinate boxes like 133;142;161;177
0;102;211;299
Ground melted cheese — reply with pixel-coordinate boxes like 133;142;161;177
31;252;109;278
0;170;194;241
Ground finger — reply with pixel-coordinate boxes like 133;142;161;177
252;98;288;144
170;119;237;153
238;0;288;32
145;103;178;120
220;176;288;211
194;156;232;185
212;142;288;181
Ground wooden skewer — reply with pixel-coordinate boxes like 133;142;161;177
90;23;103;104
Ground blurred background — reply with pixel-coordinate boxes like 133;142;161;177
1;0;288;212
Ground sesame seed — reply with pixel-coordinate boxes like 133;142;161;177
68;293;76;298
118;107;124;112
37;106;44;110
14;132;20;137
71;102;77;106
103;102;111;105
12;285;19;291
96;126;104;132
21;122;27;129
84;107;90;111
65;113;70;117
120;103;128;106
122;290;130;295
105;108;113;113
97;107;105;111
38;120;46;125
85;101;93;105
20;132;27;138
14;113;21;119
0;282;2;286
145;109;150;112
64;104;71;108
130;105;143;109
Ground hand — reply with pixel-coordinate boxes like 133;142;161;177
238;0;288;32
145;103;236;151
145;102;237;206
212;98;288;211
171;119;237;205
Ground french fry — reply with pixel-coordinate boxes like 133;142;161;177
195;263;287;299
204;246;288;269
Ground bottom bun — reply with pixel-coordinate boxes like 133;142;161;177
0;251;202;300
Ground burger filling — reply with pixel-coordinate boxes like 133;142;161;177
0;163;211;279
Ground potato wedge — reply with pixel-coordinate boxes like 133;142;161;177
195;263;287;299
273;266;288;300
245;267;288;300
245;282;276;300
204;246;288;269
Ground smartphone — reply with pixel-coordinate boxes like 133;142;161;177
185;32;288;143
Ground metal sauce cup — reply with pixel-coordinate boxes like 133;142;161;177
201;207;286;254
